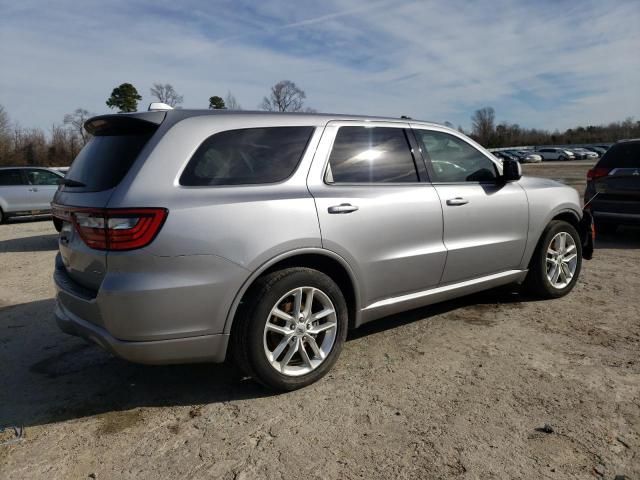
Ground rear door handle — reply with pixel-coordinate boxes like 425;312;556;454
446;197;469;206
328;203;359;214
29;187;38;192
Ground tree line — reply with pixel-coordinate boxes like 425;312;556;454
468;106;640;148
1;85;638;167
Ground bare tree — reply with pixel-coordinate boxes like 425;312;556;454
260;80;308;112
63;108;93;145
225;91;242;110
150;83;184;107
471;107;496;146
0;104;9;135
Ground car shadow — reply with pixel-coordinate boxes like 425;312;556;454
0;286;534;428
0;233;58;252
595;225;640;250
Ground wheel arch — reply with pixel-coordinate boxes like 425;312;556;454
223;248;361;334
524;207;583;268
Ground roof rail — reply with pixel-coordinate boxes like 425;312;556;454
148;102;173;111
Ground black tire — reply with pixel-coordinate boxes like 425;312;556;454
558;155;567;161
523;220;582;299
231;267;348;391
0;207;4;224
53;217;63;232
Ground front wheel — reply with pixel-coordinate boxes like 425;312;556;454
523;220;582;299
232;267;348;391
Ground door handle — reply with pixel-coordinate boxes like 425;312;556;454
29;187;39;192
446;197;469;206
328;203;359;214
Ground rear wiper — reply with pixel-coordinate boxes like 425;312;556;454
57;178;86;187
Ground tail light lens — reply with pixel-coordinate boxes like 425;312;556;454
587;167;610;180
54;206;168;251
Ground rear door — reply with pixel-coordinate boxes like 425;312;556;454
23;168;61;211
307;121;446;314
411;125;528;284
0;169;30;212
53;113;163;291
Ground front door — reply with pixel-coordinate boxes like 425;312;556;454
307;121;447;314
411;126;528;284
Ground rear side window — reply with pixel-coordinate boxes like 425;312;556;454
326;127;418;183
0;169;24;186
598;142;640;168
180;127;314;186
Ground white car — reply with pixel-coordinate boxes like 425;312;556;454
536;148;576;161
0;167;63;224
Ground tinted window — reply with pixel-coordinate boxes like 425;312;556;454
598;142;640;168
326;127;418;183
180;127;313;186
26;169;61;185
414;130;497;182
65;134;153;191
0;169;24;186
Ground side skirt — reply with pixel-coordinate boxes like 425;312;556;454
358;269;528;326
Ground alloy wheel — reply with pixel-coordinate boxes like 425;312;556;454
263;286;337;377
546;231;578;289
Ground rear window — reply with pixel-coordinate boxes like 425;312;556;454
180;127;314;186
63;118;157;192
598;142;640;168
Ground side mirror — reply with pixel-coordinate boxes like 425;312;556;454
502;158;522;182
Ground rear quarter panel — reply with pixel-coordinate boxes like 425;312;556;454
103;116;326;335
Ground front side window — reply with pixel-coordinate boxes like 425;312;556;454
180;127;314;186
26;169;61;185
325;126;418;183
414;130;497;183
0;169;24;186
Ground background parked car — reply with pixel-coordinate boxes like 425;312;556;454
492;150;520;162
570;148;599;160
0;167;63;224
536;147;576;161
585;146;608;156
508;150;543;163
585;139;640;234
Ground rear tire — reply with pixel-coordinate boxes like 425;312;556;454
231;267;348;391
53;217;63;232
523;220;582;299
0;207;4;224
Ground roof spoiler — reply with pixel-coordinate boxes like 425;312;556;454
84;111;166;135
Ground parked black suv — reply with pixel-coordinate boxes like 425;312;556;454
585;139;640;234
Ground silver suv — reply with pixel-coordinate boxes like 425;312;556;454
53;110;593;390
0;167;63;224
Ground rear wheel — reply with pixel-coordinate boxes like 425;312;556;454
53;217;63;232
524;220;582;299
232;267;348;391
0;207;4;224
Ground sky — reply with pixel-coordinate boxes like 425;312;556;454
0;0;639;133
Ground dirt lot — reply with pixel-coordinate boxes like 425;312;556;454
1;161;639;479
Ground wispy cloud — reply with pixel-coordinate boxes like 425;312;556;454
0;0;638;131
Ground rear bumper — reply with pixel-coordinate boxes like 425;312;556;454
53;251;248;364
55;299;229;364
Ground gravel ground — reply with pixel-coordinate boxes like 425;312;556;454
1;161;639;479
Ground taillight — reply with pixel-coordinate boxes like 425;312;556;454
586;167;610;180
54;206;168;251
